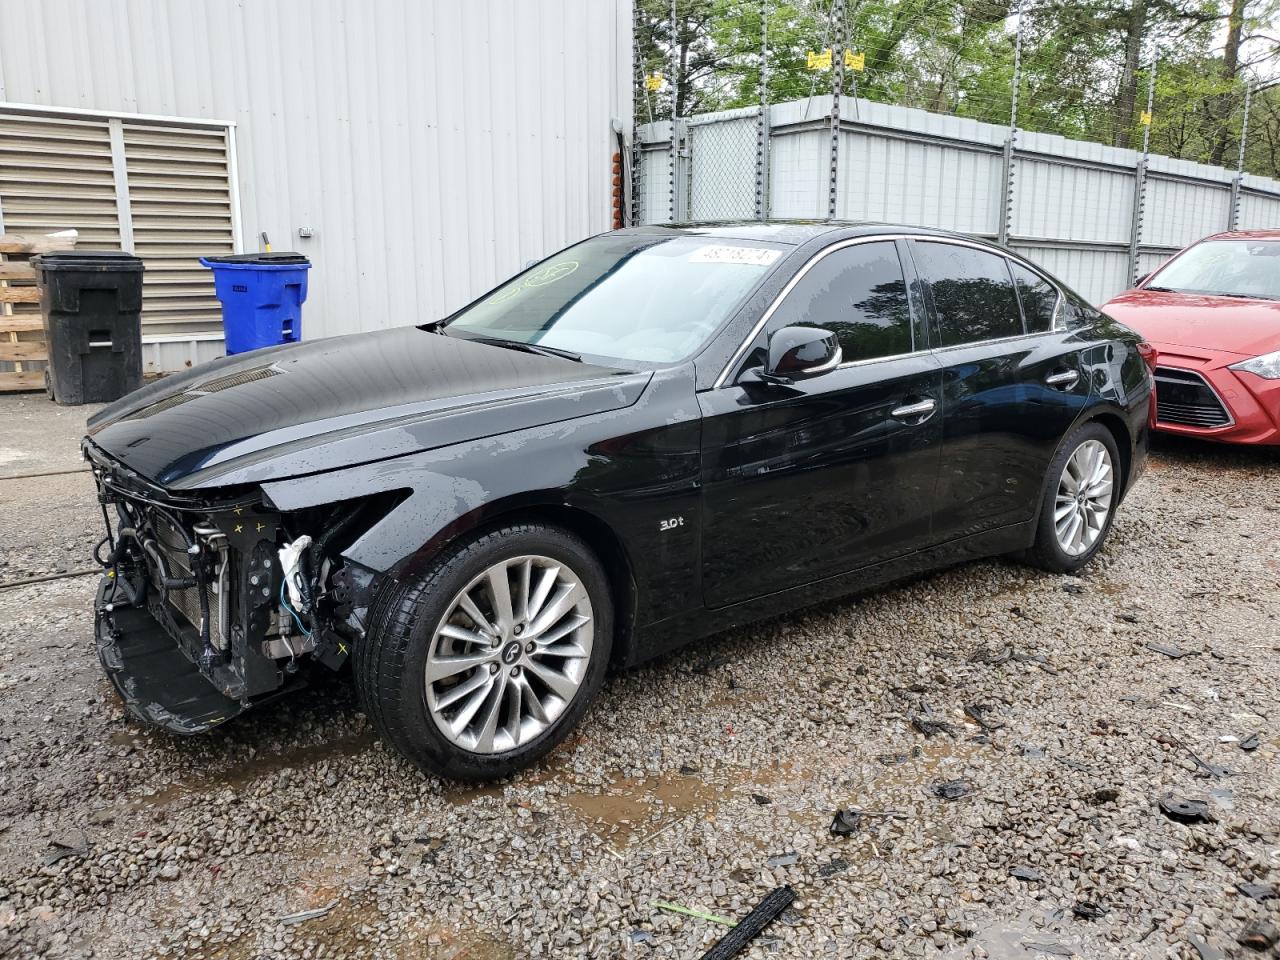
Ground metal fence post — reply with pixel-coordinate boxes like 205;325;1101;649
669;0;679;224
828;0;845;220
999;0;1024;247
755;0;770;221
1127;56;1157;284
631;1;643;226
1229;81;1253;231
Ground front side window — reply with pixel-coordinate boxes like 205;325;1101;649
1010;262;1060;333
1148;240;1280;300
914;242;1024;346
767;241;914;363
445;234;787;365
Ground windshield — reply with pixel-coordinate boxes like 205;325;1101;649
443;234;786;364
1149;240;1280;300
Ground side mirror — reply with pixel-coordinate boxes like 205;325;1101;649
761;326;842;383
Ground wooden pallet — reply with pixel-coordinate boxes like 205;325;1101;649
0;232;77;393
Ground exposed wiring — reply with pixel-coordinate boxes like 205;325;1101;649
279;578;312;638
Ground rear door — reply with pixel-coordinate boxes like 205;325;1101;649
698;238;944;608
909;240;1092;540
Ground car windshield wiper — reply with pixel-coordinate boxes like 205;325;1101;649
465;335;582;362
1143;285;1176;292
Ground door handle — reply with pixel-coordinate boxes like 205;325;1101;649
1045;369;1080;389
890;398;937;422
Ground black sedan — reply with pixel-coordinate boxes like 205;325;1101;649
85;223;1153;780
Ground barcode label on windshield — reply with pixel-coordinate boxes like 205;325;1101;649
689;245;782;267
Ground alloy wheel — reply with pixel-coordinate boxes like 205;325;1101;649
425;555;594;754
1053;439;1114;556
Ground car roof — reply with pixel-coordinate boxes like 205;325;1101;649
1199;229;1280;242
617;220;985;246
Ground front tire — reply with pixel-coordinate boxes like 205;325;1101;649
355;523;613;781
1024;422;1121;573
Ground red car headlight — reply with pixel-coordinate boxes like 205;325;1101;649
1229;350;1280;380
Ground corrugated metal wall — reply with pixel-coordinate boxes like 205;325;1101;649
0;0;631;356
640;95;1280;306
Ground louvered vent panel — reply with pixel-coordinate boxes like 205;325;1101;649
123;123;235;337
0;113;120;379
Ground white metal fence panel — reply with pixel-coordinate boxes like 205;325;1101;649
838;130;1002;234
1237;187;1280;232
1013;159;1133;244
1142;177;1234;250
768;129;828;219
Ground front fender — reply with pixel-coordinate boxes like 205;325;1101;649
260;366;704;629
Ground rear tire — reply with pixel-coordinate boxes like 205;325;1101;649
355;523;613;781
1024;422;1121;574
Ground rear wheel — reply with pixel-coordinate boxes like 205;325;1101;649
1024;422;1121;573
355;523;613;780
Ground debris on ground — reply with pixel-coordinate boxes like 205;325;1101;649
629;930;655;944
1024;940;1076;956
1072;902;1107;921
969;645;1058;673
696;886;794;960
817;858;850;877
1010;866;1044;883
964;702;1004;730
652;901;735;927
1088;787;1120;805
932;780;972;800
910;715;956;738
1238;732;1261;751
749;794;771;805
42;831;89;867
279;898;340;925
1187;935;1227;960
1158;795;1216;824
764;852;798;869
829;809;864;836
1237;920;1279;952
1235;882;1277;902
1146;642;1198;659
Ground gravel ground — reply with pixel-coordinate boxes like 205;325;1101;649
1;393;1277;960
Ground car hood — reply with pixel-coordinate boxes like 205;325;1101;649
86;327;650;491
1102;288;1280;358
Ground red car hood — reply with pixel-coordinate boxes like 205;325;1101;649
1102;289;1280;358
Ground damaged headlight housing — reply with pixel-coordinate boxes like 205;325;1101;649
1230;349;1280;380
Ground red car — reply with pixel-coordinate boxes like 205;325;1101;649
1103;230;1280;445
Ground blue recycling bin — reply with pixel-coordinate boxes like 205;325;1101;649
200;252;311;354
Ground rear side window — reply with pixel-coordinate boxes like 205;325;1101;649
1010;263;1059;332
769;241;913;363
914;242;1024;346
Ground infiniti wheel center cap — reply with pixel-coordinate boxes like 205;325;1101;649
501;641;523;666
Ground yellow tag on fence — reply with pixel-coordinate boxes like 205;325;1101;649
1140;110;1152;126
645;74;665;91
806;49;833;71
845;50;865;71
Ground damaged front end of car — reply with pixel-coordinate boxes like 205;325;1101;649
87;443;392;734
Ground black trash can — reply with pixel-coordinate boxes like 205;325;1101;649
33;251;145;405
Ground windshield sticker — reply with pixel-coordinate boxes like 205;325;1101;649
689;245;782;267
488;283;525;304
523;260;579;287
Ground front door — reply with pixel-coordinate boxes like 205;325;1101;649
698;239;944;609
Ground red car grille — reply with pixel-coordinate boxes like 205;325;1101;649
1154;367;1232;428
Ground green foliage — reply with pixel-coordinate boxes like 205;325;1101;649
637;0;1280;178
